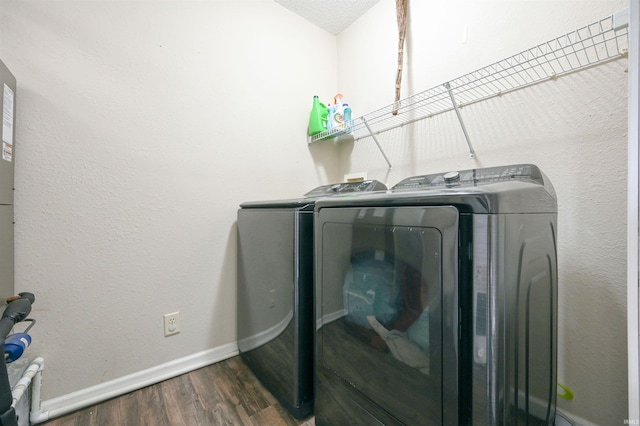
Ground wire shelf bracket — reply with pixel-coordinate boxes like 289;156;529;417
362;117;393;171
309;11;630;163
444;82;476;159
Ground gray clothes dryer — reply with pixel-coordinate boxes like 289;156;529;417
237;180;386;419
314;164;558;425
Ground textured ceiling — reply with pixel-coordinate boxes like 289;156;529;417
274;0;383;35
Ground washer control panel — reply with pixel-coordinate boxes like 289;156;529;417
392;164;543;190
304;180;387;197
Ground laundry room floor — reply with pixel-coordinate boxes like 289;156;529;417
41;356;315;426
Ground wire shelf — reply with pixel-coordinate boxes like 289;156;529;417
309;13;630;147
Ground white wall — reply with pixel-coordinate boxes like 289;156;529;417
336;0;628;424
0;0;337;405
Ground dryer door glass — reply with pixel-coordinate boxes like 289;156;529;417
317;206;459;425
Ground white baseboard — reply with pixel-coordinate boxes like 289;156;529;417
30;342;239;424
237;310;292;352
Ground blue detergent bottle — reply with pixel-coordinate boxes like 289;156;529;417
343;103;352;133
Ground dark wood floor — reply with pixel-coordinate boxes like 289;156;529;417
42;356;315;426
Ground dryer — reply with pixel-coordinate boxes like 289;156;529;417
237;179;386;419
314;164;557;425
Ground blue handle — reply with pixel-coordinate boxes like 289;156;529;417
3;333;31;363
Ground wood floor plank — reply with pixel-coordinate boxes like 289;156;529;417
158;378;190;426
118;392;141;426
251;405;293;426
138;380;173;426
95;395;125;426
189;362;247;425
42;356;314;426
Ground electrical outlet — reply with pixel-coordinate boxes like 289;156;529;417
163;311;180;337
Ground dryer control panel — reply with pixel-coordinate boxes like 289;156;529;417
392;164;544;190
304;180;387;197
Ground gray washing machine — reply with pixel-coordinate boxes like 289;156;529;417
237;180;387;419
314;164;557;425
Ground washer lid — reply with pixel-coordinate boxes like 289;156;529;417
303;179;387;197
240;179;387;209
315;164;557;214
392;164;550;192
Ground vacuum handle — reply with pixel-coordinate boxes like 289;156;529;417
5;293;35;306
17;293;34;305
1;299;31;325
0;293;35;331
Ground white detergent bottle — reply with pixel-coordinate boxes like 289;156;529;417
332;93;345;130
327;103;335;129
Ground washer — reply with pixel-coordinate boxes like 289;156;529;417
314;164;557;425
236;180;387;419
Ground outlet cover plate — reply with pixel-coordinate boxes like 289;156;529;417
164;311;180;337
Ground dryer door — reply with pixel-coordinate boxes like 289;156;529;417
316;205;459;425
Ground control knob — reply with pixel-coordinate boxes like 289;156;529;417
443;171;460;185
